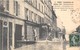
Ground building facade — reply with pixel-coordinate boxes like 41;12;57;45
0;0;57;50
24;0;44;41
0;0;25;50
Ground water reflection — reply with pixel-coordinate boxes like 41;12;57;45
15;41;64;50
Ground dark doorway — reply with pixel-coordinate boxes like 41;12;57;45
15;24;22;48
0;20;2;50
0;21;12;50
9;22;12;50
3;26;8;50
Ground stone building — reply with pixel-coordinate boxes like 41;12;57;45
0;0;57;50
0;0;25;50
39;0;57;40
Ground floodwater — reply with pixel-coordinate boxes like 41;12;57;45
15;41;66;50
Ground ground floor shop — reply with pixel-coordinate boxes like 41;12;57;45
0;13;25;50
0;15;14;50
0;13;54;50
39;24;49;40
24;20;40;41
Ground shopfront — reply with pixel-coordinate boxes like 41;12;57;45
0;12;14;50
25;20;40;42
0;20;13;50
15;24;22;48
39;24;49;40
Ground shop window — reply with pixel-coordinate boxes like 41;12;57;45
27;25;34;41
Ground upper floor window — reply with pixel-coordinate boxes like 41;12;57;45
6;0;9;11
36;15;40;23
0;1;5;12
38;16;41;24
35;0;37;8
39;3;40;10
30;11;32;21
41;18;44;23
37;15;40;24
34;14;37;23
14;1;20;16
28;10;32;21
32;12;34;22
42;6;43;13
33;0;37;8
25;8;28;20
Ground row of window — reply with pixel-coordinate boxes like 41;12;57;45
3;0;52;21
25;8;44;24
25;0;44;13
44;0;52;10
42;0;53;19
25;0;37;7
44;6;52;19
1;0;44;24
4;0;52;18
1;0;20;16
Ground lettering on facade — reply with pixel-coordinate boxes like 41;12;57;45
53;1;74;11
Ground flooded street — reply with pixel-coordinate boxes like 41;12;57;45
15;41;65;50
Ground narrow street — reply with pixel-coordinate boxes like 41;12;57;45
0;0;80;50
15;41;65;50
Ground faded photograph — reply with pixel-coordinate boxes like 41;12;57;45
0;0;80;50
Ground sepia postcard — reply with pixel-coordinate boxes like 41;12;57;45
0;0;80;50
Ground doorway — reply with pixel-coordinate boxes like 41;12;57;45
3;21;8;50
0;20;2;50
15;24;22;48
